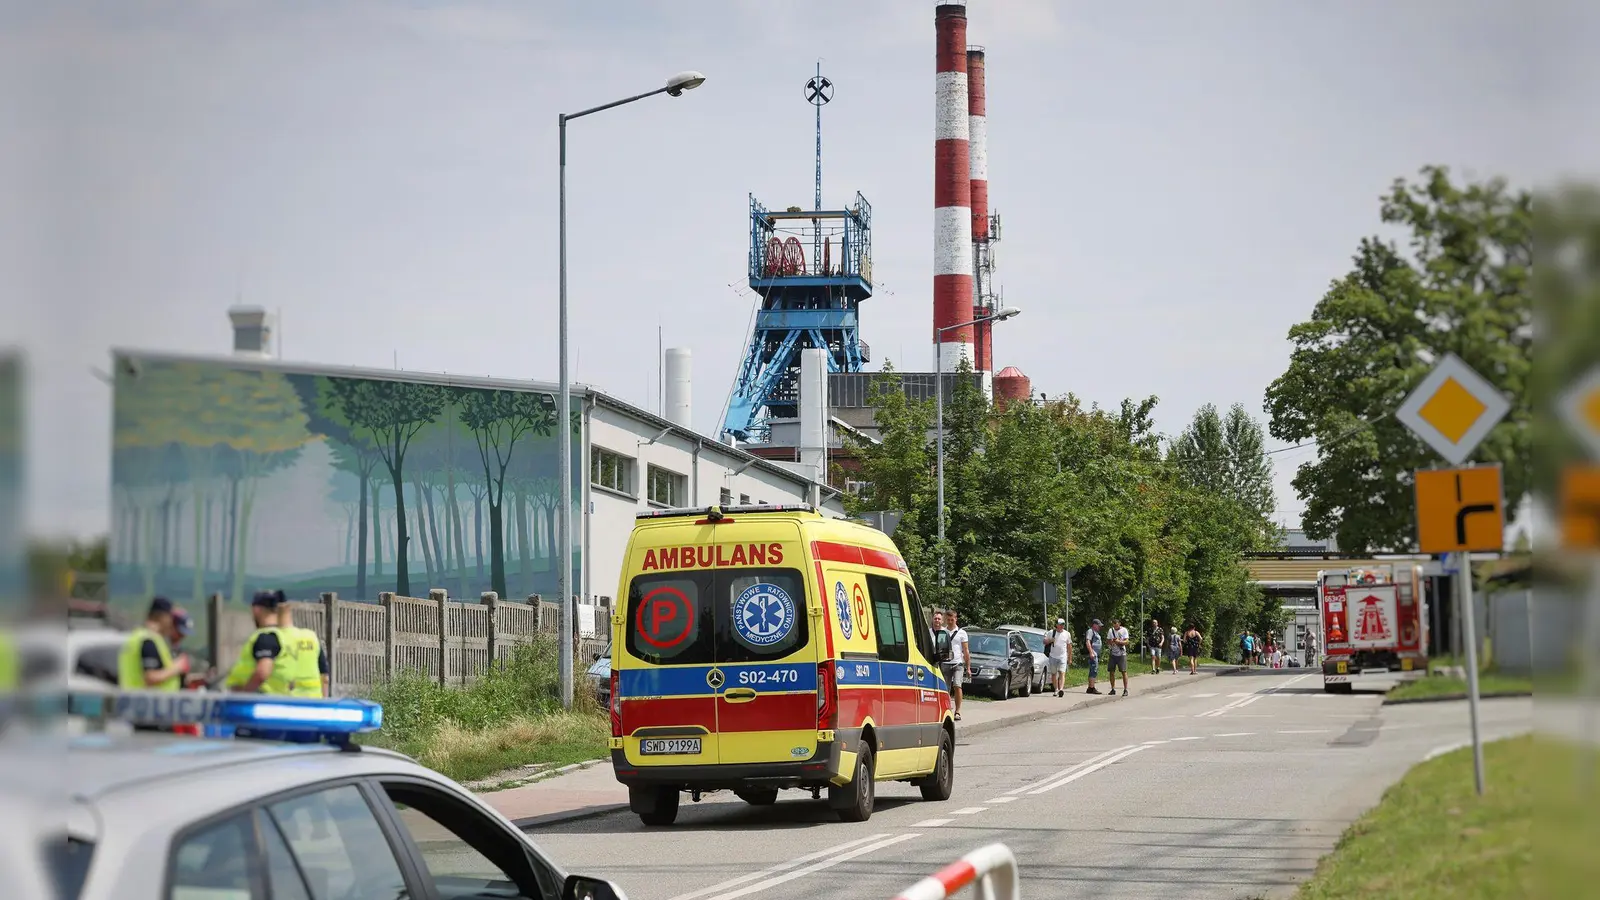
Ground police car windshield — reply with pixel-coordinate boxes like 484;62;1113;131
626;567;809;665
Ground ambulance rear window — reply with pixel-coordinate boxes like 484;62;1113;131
625;568;809;665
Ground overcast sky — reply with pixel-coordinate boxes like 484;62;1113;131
4;0;1593;540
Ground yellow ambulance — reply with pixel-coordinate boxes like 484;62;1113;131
607;503;955;825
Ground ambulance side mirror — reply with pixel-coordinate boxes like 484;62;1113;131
563;875;628;900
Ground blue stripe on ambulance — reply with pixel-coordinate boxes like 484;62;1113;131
619;662;820;698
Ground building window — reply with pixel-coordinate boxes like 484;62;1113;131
647;465;687;507
591;447;634;496
719;487;732;506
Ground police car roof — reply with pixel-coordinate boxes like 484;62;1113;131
63;731;413;802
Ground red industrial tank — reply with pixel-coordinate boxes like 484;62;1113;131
993;366;1031;410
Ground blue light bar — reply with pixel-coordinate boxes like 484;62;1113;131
65;691;383;743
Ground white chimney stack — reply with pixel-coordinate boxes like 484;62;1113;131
799;348;828;491
228;306;273;358
664;348;692;430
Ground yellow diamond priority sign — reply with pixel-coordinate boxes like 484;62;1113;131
1557;365;1600;460
1395;353;1511;465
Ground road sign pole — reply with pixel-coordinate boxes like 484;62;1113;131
1455;550;1486;796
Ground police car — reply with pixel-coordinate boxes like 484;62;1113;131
13;690;629;900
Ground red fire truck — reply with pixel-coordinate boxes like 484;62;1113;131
1317;565;1428;693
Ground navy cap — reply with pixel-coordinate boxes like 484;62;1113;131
148;596;174;616
251;591;280;609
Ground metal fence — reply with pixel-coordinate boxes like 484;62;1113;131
207;590;611;696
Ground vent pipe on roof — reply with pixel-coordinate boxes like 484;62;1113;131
228;306;273;358
664;348;692;430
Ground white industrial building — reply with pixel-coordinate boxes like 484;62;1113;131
581;346;848;608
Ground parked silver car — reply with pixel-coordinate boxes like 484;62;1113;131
997;624;1050;694
587;640;611;706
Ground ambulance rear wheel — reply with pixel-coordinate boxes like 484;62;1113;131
735;788;778;806
637;786;680;827
917;730;954;802
830;745;876;823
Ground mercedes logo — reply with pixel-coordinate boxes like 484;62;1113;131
805;75;833;106
706;668;725;690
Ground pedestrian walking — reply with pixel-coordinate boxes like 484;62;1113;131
1167;626;1182;674
1108;618;1131;697
1183;623;1203;674
1084;619;1104;694
945;609;970;721
1145;619;1165;674
1303;629;1318;667
1240;632;1255;668
1046;618;1072;696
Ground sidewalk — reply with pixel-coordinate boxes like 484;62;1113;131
485;663;1239;829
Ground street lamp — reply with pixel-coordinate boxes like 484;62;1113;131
934;306;1021;586
558;70;705;708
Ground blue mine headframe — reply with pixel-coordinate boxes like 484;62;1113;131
722;192;872;443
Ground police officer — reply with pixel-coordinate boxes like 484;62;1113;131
225;591;295;694
118;597;191;691
275;601;329;697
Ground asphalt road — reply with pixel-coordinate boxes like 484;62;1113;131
526;668;1532;900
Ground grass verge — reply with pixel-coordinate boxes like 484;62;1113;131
1296;736;1533;899
1386;670;1533;702
358;637;609;785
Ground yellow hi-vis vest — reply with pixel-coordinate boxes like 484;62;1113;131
225;627;294;695
118;626;179;691
282;626;324;697
0;629;19;691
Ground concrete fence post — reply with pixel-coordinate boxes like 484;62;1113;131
379;592;396;682
430;588;448;686
481;592;499;671
206;592;224;679
320;592;338;692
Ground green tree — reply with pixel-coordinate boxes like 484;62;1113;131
1170;403;1278;544
1266;166;1532;552
304;377;383;601
457;388;557;599
323;378;449;597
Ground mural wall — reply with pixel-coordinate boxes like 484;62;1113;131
109;356;583;624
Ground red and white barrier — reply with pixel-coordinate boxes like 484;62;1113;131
892;842;1019;900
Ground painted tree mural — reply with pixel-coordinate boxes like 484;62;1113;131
109;357;582;623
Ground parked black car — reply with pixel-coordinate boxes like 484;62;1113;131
962;628;1035;700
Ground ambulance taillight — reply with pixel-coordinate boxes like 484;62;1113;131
816;662;837;730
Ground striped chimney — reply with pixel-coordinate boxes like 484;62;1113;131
967;44;992;376
934;1;973;373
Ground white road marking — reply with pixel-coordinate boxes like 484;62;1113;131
1229;692;1253;697
1170;736;1203;742
1196;673;1316;717
1027;745;1150;794
953;807;986;815
1142;740;1170;745
1277;729;1330;735
986;797;1017;804
910;818;953;828
1215;732;1255;737
1193;692;1219;698
667;834;897;900
693;833;920;900
1006;745;1135;795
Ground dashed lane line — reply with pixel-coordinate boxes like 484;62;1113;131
952;807;987;815
1215;732;1255;737
1005;745;1136;796
1027;745;1150;794
666;834;898;900
910;818;952;828
986;797;1017;804
693;833;921;900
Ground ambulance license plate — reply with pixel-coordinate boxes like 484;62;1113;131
640;738;701;755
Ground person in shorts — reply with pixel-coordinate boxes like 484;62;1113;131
944;609;970;721
1046;618;1072;697
1107;618;1130;696
1166;626;1182;674
1084;618;1103;694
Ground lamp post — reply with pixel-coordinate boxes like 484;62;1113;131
558;70;705;708
934;306;1021;586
